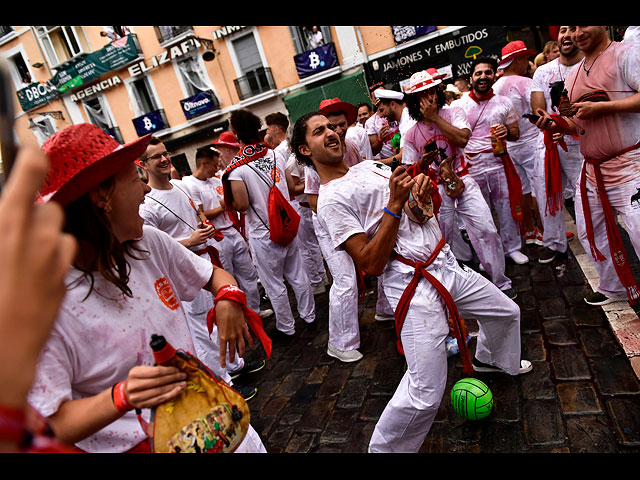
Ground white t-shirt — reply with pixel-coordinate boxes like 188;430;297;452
227;149;291;239
303;139;365;198
27;225;213;453
139;179;201;251
346;123;373;160
453;92;519;170
274;139;292;165
492;74;542;147
287;154;307;204
565;41;640;186
317;161;448;275
181;175;233;230
365;112;397;159
530;57;581;147
402;105;470;173
397;106;417;149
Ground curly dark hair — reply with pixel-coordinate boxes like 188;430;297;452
405;87;446;122
290;111;323;169
470;56;498;76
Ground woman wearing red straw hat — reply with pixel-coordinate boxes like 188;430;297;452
26;123;265;453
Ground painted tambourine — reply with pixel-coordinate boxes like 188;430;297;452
404;188;434;224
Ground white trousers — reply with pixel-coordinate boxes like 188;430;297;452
234;424;267;453
182;289;241;383
312;213;361;351
469;159;523;255
295;203;327;286
438;175;511;290
214;228;262;312
575;174;640;298
531;144;583;253
508;142;538;196
248;235;315;334
368;251;521;453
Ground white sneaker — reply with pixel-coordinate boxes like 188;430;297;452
507;251;529;265
327;344;363;363
258;308;273;318
472;358;533;375
312;283;326;295
374;312;394;322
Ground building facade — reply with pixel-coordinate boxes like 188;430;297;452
2;25;563;176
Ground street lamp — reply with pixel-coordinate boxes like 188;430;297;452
195;37;218;62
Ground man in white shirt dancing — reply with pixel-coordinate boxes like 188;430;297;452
290;111;531;453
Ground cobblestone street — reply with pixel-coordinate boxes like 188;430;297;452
238;219;640;454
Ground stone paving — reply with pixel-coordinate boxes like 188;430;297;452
237;219;640;453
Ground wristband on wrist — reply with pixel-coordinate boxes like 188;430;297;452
112;381;134;414
0;405;26;443
383;207;402;219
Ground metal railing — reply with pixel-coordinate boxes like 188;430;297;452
233;66;276;101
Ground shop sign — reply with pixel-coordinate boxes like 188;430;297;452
15;81;59;112
132;109;167;137
367;26;506;87
49;35;140;94
392;26;438;44
69;76;122;102
180;90;218;120
294;42;338;79
127;38;202;77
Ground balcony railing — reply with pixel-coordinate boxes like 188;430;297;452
154;26;195;46
233;67;276;101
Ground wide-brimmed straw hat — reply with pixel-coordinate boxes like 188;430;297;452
319;98;357;125
498;40;537;67
39;123;152;206
406;70;442;95
211;131;240;149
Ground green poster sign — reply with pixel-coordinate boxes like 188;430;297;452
16;35;141;112
49;34;141;92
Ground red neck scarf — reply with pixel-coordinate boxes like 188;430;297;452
580;145;640;305
468;89;495;104
543;114;569;216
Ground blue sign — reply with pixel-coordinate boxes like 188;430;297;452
392;26;438;44
294;42;338;79
132;109;167;137
180;90;218;120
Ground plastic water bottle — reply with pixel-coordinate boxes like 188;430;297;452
446;335;472;357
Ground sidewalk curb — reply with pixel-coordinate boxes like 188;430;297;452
565;210;640;379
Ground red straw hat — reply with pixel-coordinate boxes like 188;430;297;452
498;40;537;66
40;123;152;206
211;131;240;149
319;98;357;125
